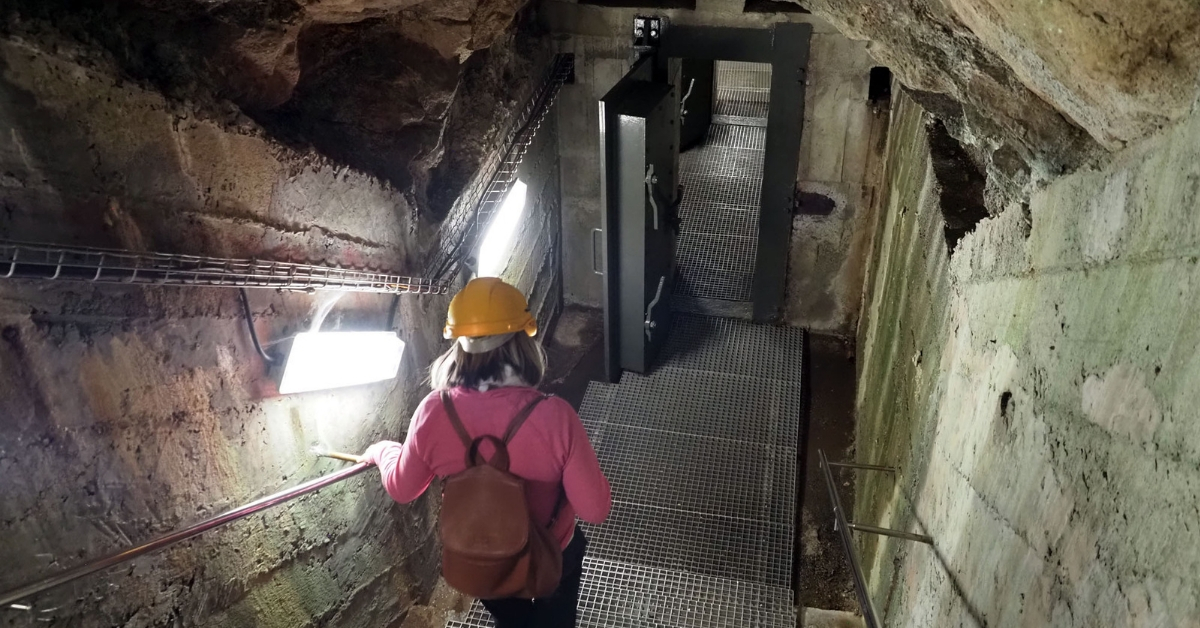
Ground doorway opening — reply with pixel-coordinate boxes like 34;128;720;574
674;60;772;313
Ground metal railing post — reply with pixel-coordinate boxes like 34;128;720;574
820;449;883;628
819;449;935;628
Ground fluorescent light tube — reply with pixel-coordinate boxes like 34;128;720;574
477;180;528;277
279;331;405;395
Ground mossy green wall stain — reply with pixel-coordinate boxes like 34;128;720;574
853;88;1200;625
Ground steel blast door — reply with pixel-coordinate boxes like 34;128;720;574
599;56;680;379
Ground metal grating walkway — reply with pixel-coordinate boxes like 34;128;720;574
676;61;772;303
448;314;802;627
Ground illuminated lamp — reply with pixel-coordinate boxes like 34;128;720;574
278;331;405;395
477;180;528;277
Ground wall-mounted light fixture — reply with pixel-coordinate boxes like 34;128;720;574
278;331;405;395
477;180;528;277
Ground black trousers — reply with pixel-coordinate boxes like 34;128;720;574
481;526;587;628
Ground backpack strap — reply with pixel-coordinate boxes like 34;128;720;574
504;394;568;531
547;489;567;530
502;394;551;443
440;390;474;451
441;391;550;470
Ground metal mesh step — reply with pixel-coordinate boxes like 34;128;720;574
677;232;758;274
660;314;805;383
714;60;771;122
679;202;759;239
595;423;796;523
675;266;755;302
447;558;796;628
682;170;764;209
681;147;763;179
601;367;801;448
582;500;794;587
703;123;768;150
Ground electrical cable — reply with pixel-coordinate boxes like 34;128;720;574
385;293;400;331
238;288;275;363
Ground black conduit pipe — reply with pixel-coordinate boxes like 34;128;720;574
239;287;275;363
0;461;373;608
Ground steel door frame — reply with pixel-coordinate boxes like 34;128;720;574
660;23;812;322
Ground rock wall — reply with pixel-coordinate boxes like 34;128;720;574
853;89;1200;626
1;0;536;218
796;0;1200;211
0;8;557;628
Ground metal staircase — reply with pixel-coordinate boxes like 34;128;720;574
448;314;803;627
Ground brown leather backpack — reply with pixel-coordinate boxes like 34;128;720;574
438;391;564;599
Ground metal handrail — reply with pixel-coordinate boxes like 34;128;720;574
818;449;933;628
0;240;449;295
0;461;373;608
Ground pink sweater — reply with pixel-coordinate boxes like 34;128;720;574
364;386;612;548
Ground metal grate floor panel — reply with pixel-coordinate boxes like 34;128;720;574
714;93;770;120
714;61;771;123
679;203;758;239
675;121;766;301
582;500;794;587
677;233;758;274
681;148;763;179
682;172;763;209
447;313;803;628
661;314;805;383
596;424;796;523
448;558;796;628
703;124;767;151
605;367;801;447
676;265;755;302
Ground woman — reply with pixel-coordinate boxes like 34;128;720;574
362;277;611;628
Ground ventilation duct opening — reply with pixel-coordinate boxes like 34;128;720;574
743;0;810;13
869;67;893;104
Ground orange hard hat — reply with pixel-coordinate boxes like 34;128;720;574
443;277;538;340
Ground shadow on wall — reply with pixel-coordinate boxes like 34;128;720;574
926;118;988;255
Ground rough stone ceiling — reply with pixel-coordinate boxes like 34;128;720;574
793;0;1200;182
8;0;1200;221
1;0;535;225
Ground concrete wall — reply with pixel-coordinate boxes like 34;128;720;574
854;89;1200;626
547;1;883;333
0;23;557;628
784;32;885;333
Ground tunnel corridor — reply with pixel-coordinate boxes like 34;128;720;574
2;1;1200;627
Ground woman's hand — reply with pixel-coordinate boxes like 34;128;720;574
361;440;402;466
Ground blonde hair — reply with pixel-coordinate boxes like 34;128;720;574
430;333;547;390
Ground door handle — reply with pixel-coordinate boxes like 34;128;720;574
645;164;660;230
644;275;665;341
680;77;695;118
591;228;604;275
